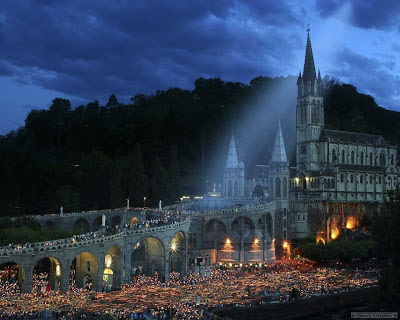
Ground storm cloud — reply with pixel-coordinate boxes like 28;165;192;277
0;0;399;134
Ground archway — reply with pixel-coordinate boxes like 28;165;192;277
129;216;139;227
0;262;25;292
45;221;54;228
102;246;122;291
204;219;228;250
111;215;121;227
131;237;165;280
170;232;186;274
70;252;99;290
32;257;63;291
93;216;103;231
231;217;255;262
73;218;90;233
266;213;273;240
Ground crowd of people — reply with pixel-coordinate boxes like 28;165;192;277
0;259;379;319
0;210;187;253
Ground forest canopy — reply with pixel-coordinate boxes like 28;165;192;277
1;76;399;216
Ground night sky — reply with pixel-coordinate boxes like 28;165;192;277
0;0;399;134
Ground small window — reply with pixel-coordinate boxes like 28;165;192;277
340;174;344;183
360;175;363;183
351;151;355;164
370;152;373;165
332;149;337;161
360;151;364;165
350;175;354;183
86;261;91;272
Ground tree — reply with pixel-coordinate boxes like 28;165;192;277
106;94;120;109
54;185;79;213
167;145;180;204
252;184;264;198
129;145;148;207
49;98;71;148
109;160;125;209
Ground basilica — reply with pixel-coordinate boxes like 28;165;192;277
221;31;399;243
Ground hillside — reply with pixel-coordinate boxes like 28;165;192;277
0;76;398;216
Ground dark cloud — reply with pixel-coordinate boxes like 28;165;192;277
0;0;301;102
328;47;400;109
316;0;400;30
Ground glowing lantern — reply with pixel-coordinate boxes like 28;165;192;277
105;254;112;268
346;217;356;229
56;264;61;276
331;227;339;240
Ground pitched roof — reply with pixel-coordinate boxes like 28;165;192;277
271;120;288;163
320;129;389;146
302;33;316;84
225;133;239;168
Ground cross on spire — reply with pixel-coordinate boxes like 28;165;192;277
306;23;310;35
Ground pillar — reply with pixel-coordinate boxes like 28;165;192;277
122;249;131;285
97;260;104;292
21;265;33;293
164;256;170;282
240;240;244;263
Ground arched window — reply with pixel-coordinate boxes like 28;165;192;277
275;177;281;198
360;151;364;165
369;175;373;183
330;179;335;189
341;150;346;163
351;150;355;164
360;175;363;183
380;152;386;166
332;149;337;161
227;180;233;197
283;177;288;198
283;219;286;227
234;180;238;196
350;175;354;183
379;177;382;184
269;177;274;199
340;174;344;183
369;152;374;165
193;233;197;248
86;261;91;272
391;154;395;165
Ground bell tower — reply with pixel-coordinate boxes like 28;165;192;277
296;27;324;173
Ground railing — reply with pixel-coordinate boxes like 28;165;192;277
34;207;146;220
0;218;190;257
190;202;276;217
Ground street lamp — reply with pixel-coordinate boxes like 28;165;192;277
143;197;146;207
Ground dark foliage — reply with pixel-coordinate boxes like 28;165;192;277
0;77;398;215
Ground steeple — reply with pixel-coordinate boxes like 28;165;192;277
302;30;316;84
225;132;239;168
271;120;288;164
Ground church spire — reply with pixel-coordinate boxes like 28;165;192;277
225;132;239;168
302;27;316;84
271;120;288;163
